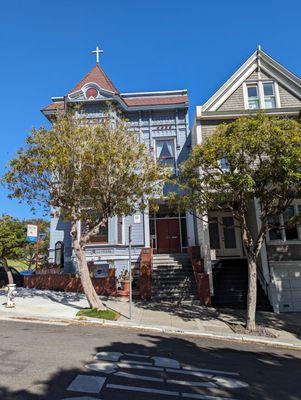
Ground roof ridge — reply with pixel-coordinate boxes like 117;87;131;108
95;63;119;93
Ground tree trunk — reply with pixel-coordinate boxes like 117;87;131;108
246;254;257;331
72;237;106;310
3;257;14;285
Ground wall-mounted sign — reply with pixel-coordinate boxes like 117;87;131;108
133;214;141;224
26;225;38;243
93;263;109;278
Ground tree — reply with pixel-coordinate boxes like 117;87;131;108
176;113;301;331
0;215;26;284
2;111;165;310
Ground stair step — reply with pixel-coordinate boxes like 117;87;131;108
212;259;272;311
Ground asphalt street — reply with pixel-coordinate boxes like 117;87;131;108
0;319;300;400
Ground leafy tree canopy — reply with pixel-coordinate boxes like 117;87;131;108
0;215;26;262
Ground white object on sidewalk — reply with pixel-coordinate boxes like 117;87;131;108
6;284;17;308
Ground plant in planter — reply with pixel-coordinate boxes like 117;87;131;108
119;267;130;292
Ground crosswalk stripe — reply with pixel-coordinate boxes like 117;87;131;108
182;367;239;376
124;353;150;358
115;371;164;382
182;393;238;400
67;375;106;394
166;379;217;388
122;359;153;366
117;362;164;371
107;383;180;396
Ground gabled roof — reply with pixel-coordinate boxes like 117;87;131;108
68;63;118;95
42;63;188;116
201;48;301;112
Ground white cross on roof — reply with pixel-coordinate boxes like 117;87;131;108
92;45;103;63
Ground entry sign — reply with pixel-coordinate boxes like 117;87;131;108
26;224;38;243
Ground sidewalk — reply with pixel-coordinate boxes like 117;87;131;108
1;288;301;350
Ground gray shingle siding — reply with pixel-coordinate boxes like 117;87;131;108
217;85;244;111
278;84;301;107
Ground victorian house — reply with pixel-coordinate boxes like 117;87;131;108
192;47;301;312
42;48;197;301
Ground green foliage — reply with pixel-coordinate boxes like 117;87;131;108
76;308;119;320
0;215;26;262
2;111;166;242
22;219;50;268
179;113;301;225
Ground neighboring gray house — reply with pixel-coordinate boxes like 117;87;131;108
42;55;195;280
192;47;301;312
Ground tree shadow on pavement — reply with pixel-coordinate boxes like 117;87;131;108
133;300;301;339
10;287;87;310
0;331;300;400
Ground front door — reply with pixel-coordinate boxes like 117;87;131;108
209;213;243;258
156;219;181;253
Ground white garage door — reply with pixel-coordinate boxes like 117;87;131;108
271;262;301;312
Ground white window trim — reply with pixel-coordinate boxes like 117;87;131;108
154;137;177;167
267;202;301;244
243;81;281;110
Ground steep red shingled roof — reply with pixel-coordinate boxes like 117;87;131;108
42;102;65;111
122;95;188;107
68;64;118;94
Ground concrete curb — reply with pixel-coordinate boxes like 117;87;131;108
2;313;300;351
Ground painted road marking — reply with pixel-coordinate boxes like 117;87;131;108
85;362;117;374
107;383;180;396
63;351;247;400
167;369;215;379
63;397;100;400
67;375;106;394
117;362;164;371
124;353;150;358
94;352;122;361
182;393;238;400
212;376;249;389
152;356;181;369
166;379;217;388
115;371;164;382
182;366;240;377
121;359;153;366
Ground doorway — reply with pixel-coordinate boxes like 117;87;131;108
156;219;181;253
208;212;243;258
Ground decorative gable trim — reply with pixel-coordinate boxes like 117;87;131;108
202;49;301;112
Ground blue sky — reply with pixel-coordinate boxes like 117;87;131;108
1;0;300;219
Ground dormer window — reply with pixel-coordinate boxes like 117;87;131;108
247;85;260;109
263;83;276;109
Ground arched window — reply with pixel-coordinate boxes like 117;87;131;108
55;241;64;268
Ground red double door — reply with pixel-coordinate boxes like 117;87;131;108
156;219;181;253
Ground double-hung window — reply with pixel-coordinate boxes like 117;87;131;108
263;83;276;109
247;85;260;109
245;82;278;110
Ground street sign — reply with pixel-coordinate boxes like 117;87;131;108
26;224;38;243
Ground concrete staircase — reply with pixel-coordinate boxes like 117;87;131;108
151;254;199;303
211;258;272;311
